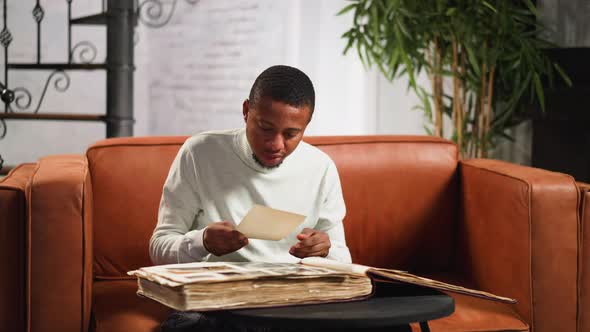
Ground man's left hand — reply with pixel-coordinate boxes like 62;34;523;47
289;228;331;258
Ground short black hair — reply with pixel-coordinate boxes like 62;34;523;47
248;65;315;113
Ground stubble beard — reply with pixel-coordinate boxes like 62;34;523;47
252;153;282;170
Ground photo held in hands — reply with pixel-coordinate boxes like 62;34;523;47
235;205;306;241
202;204;323;258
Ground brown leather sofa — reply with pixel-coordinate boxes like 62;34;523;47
1;135;585;332
579;182;590;332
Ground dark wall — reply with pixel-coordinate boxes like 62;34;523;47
532;48;590;183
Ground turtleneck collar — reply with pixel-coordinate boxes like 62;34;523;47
233;128;287;174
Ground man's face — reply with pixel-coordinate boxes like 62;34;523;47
243;97;312;168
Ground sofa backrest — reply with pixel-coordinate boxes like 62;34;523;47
305;136;459;271
87;135;458;278
87;137;184;278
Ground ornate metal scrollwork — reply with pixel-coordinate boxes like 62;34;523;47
0;27;11;47
10;87;32;112
8;70;71;114
0;119;6;139
138;0;200;28
70;41;98;64
32;3;44;23
0;0;141;169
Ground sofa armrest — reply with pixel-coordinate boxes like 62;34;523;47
458;159;579;332
28;155;93;332
578;182;590;332
0;163;36;332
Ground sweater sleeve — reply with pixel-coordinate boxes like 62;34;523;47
314;160;352;263
149;141;211;265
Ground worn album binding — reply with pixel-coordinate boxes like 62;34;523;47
128;257;516;311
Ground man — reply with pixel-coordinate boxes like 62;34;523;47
151;65;352;331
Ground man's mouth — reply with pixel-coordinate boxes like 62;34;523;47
252;152;284;169
262;153;283;164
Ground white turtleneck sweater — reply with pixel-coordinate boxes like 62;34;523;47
149;128;352;265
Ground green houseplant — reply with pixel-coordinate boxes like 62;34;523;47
339;0;571;158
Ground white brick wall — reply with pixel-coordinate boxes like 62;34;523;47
2;0;538;167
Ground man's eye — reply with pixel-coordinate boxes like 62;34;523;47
261;127;273;132
284;132;297;139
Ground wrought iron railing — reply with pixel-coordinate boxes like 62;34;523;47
0;0;200;171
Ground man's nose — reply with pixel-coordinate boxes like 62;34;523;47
267;134;285;152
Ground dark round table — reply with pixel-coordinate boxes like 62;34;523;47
209;282;455;332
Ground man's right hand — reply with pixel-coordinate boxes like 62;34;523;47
202;221;249;256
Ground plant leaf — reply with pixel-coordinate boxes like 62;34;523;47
533;73;545;113
553;63;573;87
446;7;457;16
337;3;357;16
482;1;497;13
522;0;539;17
465;46;480;76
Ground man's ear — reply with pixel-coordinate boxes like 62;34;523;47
242;99;249;123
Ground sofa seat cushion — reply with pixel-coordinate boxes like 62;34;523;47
93;279;172;332
410;272;529;332
410;292;529;332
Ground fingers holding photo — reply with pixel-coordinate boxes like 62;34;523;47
290;228;331;258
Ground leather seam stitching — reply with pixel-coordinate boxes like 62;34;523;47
80;161;89;332
25;161;41;332
577;188;587;332
308;140;456;146
86;141;186;155
0;163;36;185
460;162;532;187
86;138;457;151
528;181;534;331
